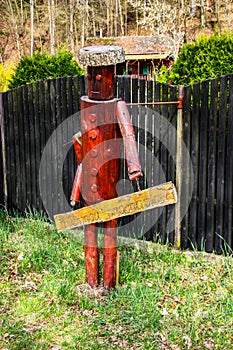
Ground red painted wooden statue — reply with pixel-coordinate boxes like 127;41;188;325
70;46;142;289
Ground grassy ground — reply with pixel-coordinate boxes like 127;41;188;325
0;210;233;350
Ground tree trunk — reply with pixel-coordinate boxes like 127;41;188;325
215;0;221;35
106;1;110;37
124;0;127;35
115;0;118;37
92;8;96;37
85;0;89;41
48;0;55;54
200;0;205;29
30;0;34;56
69;0;75;53
190;0;197;18
20;0;24;27
143;0;146;26
6;0;21;59
136;0;139;35
119;0;124;35
80;0;85;47
81;19;85;47
225;0;231;33
110;0;114;36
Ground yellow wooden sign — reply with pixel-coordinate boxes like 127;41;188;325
54;181;177;232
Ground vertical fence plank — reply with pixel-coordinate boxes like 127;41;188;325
117;76;124;99
33;81;42;210
124;76;131;103
197;80;209;250
9;89;18;210
49;79;59;216
28;83;37;210
23;85;32;208
167;85;177;245
181;85;191;249
224;74;233;251
61;77;69;204
144;79;154;240
153;81;162;241
79;75;86;96
39;80;47;212
215;75;228;253
159;84;169;243
73;75;80;112
132;77;138;104
138;78;147;238
138;78;146;172
4;92;12;209
189;82;200;249
55;77;65;214
14;88;23;212
44;80;53;215
206;78;218;252
67;77;76;206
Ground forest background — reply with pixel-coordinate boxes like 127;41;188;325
1;0;233;66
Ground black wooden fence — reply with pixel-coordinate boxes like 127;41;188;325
0;75;232;253
182;75;233;253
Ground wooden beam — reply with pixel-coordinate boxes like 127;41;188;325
54;181;177;232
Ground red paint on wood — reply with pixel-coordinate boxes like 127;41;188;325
80;97;121;205
103;219;117;289
84;223;99;287
71;49;142;289
116;101;142;180
73;134;83;164
70;164;82;205
87;66;115;100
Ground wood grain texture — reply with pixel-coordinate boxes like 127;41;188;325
54;181;177;231
78;46;125;67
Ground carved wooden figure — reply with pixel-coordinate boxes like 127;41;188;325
54;46;178;289
71;46;142;289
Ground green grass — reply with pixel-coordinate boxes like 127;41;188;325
0;209;232;349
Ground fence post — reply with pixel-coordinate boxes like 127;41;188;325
174;85;184;249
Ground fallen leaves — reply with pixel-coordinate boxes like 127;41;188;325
109;336;129;348
203;337;215;349
172;296;186;306
76;283;107;298
49;345;62;350
157;333;182;350
183;334;192;349
160;308;169;317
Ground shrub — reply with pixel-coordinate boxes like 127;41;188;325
9;51;85;89
0;63;14;92
159;33;233;85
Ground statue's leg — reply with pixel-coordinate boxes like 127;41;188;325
84;223;99;287
103;219;117;289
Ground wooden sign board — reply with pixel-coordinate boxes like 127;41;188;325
54;181;177;232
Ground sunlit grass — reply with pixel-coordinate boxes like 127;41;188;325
0;209;232;349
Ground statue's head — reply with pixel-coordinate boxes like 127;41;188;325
78;46;125;100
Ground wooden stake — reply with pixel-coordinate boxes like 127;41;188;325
116;250;120;286
175;85;184;249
